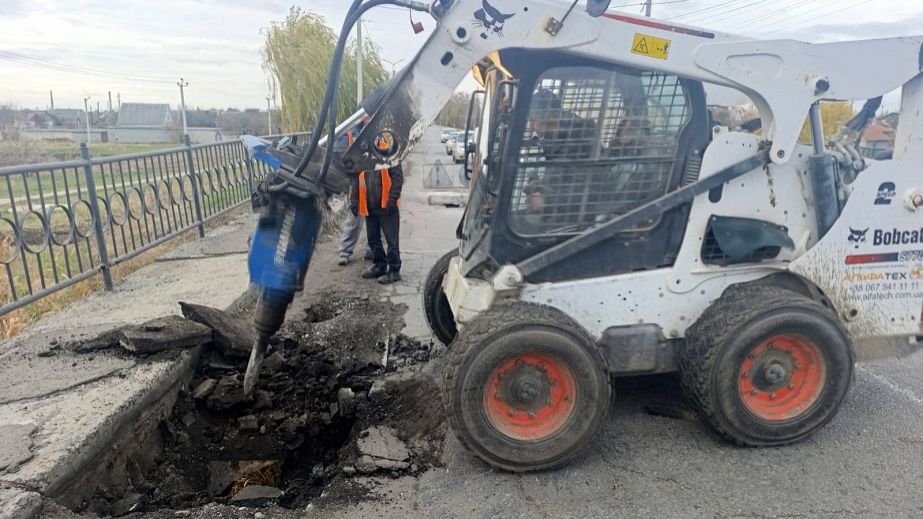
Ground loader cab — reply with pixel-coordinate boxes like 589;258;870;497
458;49;711;283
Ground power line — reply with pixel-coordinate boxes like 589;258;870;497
663;0;753;21
760;0;876;36
752;0;851;31
0;50;174;84
688;0;778;25
725;0;817;31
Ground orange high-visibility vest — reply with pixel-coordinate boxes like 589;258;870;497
358;168;398;217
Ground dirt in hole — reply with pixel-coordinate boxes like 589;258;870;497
64;292;445;517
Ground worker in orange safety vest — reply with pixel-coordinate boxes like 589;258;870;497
350;137;404;284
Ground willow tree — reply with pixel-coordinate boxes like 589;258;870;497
264;8;388;133
798;101;855;143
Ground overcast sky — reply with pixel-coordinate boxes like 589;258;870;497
2;0;922;111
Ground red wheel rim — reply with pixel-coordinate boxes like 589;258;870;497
738;335;826;422
483;353;577;441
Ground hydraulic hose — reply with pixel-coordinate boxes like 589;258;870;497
316;0;396;187
292;0;398;183
289;0;364;180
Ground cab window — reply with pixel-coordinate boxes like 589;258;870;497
509;66;691;237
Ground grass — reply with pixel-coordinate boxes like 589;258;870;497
0;139;166;168
229;462;282;497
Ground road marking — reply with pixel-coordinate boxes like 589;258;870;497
856;364;923;407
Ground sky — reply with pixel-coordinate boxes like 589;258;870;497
1;0;922;111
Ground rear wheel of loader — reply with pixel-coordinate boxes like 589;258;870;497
680;286;853;446
423;249;459;345
442;302;610;472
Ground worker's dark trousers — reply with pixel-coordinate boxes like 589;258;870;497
365;208;401;273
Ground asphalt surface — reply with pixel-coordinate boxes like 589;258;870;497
308;126;923;519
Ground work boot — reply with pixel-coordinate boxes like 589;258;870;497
362;266;387;279
377;272;401;285
337;256;349;266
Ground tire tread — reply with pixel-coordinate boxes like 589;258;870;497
441;301;610;471
679;285;849;446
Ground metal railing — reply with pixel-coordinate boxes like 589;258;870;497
0;133;307;316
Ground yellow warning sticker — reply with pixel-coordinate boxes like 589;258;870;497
631;33;671;60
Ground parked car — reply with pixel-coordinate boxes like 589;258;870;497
440;128;455;143
453;130;477;164
445;132;459;155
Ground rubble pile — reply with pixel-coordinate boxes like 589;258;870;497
68;293;445;517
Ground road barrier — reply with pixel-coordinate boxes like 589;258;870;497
0;133;308;316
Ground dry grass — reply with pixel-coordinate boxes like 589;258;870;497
0;139;166;168
228;462;282;496
0;207;246;340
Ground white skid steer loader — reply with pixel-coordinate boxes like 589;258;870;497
265;0;923;472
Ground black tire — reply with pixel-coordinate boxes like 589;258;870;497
680;286;853;447
423;249;459;345
442;302;610;472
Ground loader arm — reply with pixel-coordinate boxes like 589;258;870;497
339;0;923;175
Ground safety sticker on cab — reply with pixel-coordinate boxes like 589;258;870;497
631;33;671;60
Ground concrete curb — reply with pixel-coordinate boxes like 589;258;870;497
48;284;259;499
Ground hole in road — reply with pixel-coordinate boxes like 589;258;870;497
60;292;445;516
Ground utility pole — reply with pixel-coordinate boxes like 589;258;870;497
83;96;92;143
177;78;189;136
266;96;272;134
356;17;364;105
644;0;652;17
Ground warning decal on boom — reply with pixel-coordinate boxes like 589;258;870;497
631;33;671;60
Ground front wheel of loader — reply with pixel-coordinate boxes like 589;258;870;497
442;303;610;472
680;286;853;447
423;249;458;345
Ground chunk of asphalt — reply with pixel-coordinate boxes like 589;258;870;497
0;488;42;519
71;328;123;353
206;376;248;411
357;426;410;463
119;315;212;354
180;302;255;359
228;485;283;506
261;351;285;373
191;378;217;400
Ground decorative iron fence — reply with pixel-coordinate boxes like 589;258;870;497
0;133;308;316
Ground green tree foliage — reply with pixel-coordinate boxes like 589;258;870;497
263;8;388;132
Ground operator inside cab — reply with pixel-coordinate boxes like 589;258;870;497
513;88;597;234
513;75;655;235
